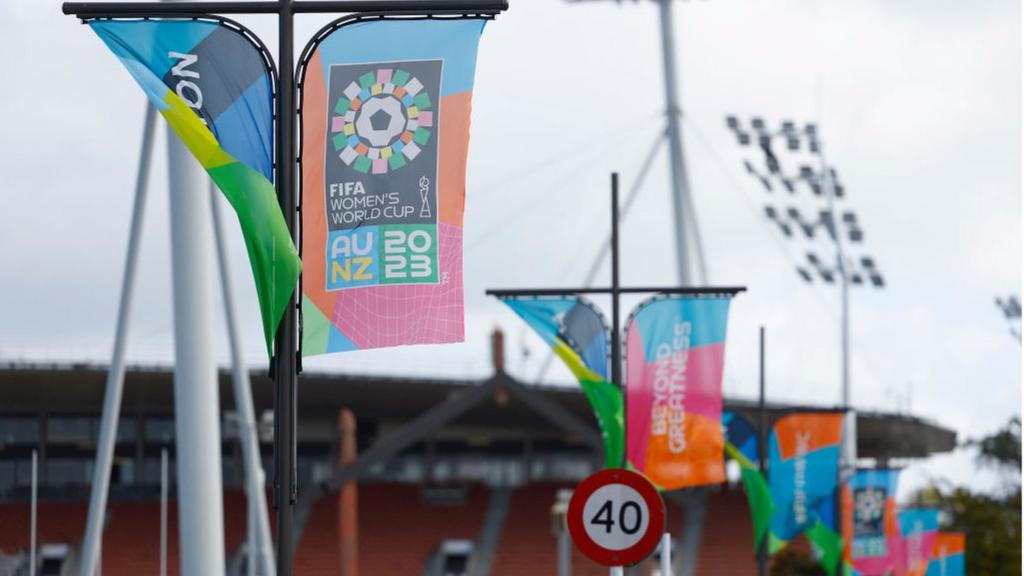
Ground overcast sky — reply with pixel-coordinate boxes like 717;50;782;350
1;0;1020;498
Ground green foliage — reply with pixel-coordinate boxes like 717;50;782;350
969;416;1021;472
911;416;1022;576
770;548;826;576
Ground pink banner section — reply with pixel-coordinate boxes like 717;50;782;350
626;320;726;490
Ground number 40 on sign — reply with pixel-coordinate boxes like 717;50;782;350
567;468;666;567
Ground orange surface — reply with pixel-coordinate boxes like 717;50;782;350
643;413;726;490
773;413;844;459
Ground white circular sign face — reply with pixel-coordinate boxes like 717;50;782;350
580;483;651;551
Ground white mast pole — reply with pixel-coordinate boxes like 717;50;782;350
160;448;168;576
30;450;37;576
209;182;276;576
79;103;157;576
167;123;226;575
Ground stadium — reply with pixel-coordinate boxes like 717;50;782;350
0;0;1017;575
0;331;956;575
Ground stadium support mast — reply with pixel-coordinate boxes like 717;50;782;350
167;123;227;575
569;0;697;286
657;0;695;287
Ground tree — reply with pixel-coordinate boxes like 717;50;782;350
771;548;826;576
910;416;1022;575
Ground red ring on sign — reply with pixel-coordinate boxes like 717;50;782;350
566;468;666;567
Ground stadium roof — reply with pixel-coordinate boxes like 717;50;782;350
0;361;956;460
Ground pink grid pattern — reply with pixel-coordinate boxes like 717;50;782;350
330;222;464;349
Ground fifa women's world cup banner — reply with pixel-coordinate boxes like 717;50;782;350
87;18;301;356
299;18;487;354
926;533;965;576
896;508;940;576
768;412;844;548
625;295;733;490
499;297;624;468
842;468;901;575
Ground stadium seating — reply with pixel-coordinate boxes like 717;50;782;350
295;482;489;576
0;484;818;575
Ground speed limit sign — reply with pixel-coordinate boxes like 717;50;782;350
567;468;665;566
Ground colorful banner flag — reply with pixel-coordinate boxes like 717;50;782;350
842;468;901;575
625;295;733;490
299;18;487;354
89;18;301;355
499;297;624;467
925;533;964;576
768;412;844;547
895;508;940;576
724;441;774;553
723;411;759;464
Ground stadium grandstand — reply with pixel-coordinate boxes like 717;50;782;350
0;332;956;575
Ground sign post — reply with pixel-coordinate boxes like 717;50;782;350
567;468;666;569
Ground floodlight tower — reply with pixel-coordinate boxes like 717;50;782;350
995;295;1022;342
725;117;887;411
568;0;698;286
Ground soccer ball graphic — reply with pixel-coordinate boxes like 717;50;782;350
330;67;435;175
854;488;885;522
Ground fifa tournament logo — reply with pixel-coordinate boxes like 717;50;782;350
853;487;887;557
323;61;442;290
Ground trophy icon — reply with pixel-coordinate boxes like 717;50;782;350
419;176;432;218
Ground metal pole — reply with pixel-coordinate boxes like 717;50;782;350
79;103;157;576
610;173;622;398
656;0;693;287
660;532;671;576
160;448;167;576
30;450;37;576
557;530;571;576
610;567;624;576
210;182;277;576
820;134;856;499
273;0;299;574
168;120;226;575
757;327;767;576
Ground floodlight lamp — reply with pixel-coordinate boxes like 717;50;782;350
797;268;813;283
726;115;739;129
760;176;772;192
821;271;835;284
744;160;755;174
787;138;800;151
782;179;795;193
780;224;793;237
807;252;820;264
809;141;820;153
758;134;772;149
851;273;864;285
848;229;864;243
764;205;778;219
860;256;875;267
752;117;766;131
842;212;857;223
834;185;845;198
738;132;751;146
786;206;801;219
810;182;822;196
781;120;796;133
869;274;885;288
804;123;817;135
799;165;814;177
